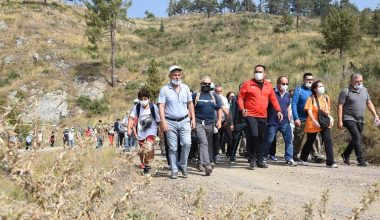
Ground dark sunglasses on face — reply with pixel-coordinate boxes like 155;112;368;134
254;71;263;73
281;83;289;86
202;83;211;86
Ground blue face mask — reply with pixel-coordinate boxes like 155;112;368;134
354;84;363;90
171;79;181;85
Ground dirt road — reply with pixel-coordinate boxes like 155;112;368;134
136;155;380;219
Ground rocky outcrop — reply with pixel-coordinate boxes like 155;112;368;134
75;77;107;100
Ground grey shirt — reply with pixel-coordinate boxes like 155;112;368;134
338;85;371;123
158;82;192;119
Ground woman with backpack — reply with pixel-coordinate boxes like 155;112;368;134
127;88;161;174
299;80;337;168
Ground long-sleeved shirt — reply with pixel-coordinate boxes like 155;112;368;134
291;85;312;121
238;79;281;118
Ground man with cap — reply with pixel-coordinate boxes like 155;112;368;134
158;65;196;179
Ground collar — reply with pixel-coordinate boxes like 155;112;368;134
348;84;361;93
250;79;268;86
275;87;287;97
167;82;181;90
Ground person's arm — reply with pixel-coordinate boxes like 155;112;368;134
238;83;247;116
158;103;168;132
292;87;301;126
216;109;223;129
367;100;379;119
127;116;134;136
269;89;283;121
337;104;344;129
188;101;196;130
287;105;292;120
305;97;320;128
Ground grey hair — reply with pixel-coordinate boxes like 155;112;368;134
201;75;212;81
350;73;363;80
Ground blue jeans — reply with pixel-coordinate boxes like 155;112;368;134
166;118;191;173
265;123;293;161
69;139;75;148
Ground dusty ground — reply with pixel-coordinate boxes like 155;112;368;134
19;147;380;219
136;154;380;220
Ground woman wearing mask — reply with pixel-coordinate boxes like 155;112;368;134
299;80;337;168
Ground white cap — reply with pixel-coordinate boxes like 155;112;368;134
169;65;182;73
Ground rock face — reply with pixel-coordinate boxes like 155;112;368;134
0;20;8;30
22;90;68;124
75;77;107;100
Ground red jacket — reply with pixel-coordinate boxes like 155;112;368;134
238;79;281;118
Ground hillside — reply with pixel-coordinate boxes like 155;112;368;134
0;1;380;160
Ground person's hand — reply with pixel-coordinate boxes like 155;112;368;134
216;120;222;129
277;112;283;121
191;119;196;130
127;130;132;137
161;121;169;132
242;109;248;117
294;119;301;127
230;125;234;132
338;120;343;129
313;120;320;128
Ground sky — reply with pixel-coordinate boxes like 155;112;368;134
127;0;380;18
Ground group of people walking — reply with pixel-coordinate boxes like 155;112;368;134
131;64;379;179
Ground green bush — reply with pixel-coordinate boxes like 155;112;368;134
77;96;108;117
125;81;140;90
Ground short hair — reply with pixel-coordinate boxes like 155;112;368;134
201;75;212;82
303;73;313;79
138;88;150;99
254;64;266;71
350;73;363;80
277;76;289;84
226;91;235;99
215;84;222;89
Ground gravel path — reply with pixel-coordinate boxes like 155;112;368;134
135;155;380;220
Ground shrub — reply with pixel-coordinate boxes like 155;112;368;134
77;96;108;117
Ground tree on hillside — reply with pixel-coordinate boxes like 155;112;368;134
359;8;373;35
84;0;131;87
222;0;240;13
144;60;163;102
241;0;256;12
291;0;313;28
311;0;331;16
371;8;380;37
320;4;361;59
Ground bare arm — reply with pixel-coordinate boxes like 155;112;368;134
127;117;134;136
216;108;222;129
367;100;379;118
159;103;169;132
188;101;196;129
337;104;344;129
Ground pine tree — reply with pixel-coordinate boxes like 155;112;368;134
371;8;380;37
144;60;163;102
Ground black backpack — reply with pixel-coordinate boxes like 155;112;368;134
136;103;157;121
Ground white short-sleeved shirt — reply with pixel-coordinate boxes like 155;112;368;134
130;104;161;140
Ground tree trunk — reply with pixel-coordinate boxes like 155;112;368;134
296;0;300;29
110;17;116;87
339;47;343;60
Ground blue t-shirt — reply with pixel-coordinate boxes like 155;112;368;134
192;92;223;121
291;85;312;121
267;89;290;126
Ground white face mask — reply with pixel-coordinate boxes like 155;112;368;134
353;84;363;90
254;73;264;81
280;85;288;92
317;87;325;95
171;79;181;85
304;82;312;88
140;100;149;107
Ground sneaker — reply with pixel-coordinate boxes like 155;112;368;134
257;161;269;168
299;160;309;166
326;163;338;168
210;162;215;169
249;159;256;170
143;165;151;174
214;155;223;163
357;161;369;167
341;153;350;165
197;163;205;172
269;155;278;161
205;165;213;176
230;158;236;163
285;159;298;166
180;167;188;178
293;155;301;162
170;172;178;179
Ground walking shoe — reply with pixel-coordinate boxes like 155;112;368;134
285;159;298;166
170;172;178;179
180;167;188;178
205;165;213;176
257;161;268;168
210;162;216;169
293;155;301;162
326;163;338;168
197;163;205;172
214;155;223;163
269;155;278;161
299;160;309;166
249;159;256;170
143;165;151;174
230;158;236;163
341;153;350;165
357;161;369;167
313;156;325;164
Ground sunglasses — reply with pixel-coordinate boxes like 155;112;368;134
202;83;212;86
254;71;263;73
281;83;289;86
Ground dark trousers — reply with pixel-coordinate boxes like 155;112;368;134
189;130;198;160
268;137;277;156
118;132;125;147
213;125;225;158
342;120;364;163
224;121;234;158
244;117;267;163
300;128;334;166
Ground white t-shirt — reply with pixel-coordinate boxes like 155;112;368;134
68;131;75;140
130;104;161;140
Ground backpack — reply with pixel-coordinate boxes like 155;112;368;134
136;103;157;121
194;92;217;107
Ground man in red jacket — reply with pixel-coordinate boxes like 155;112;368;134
238;65;283;169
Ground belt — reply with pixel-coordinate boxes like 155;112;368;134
165;116;188;122
196;119;214;125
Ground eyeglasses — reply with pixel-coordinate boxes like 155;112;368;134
305;78;314;81
202;83;211;86
281;83;289;86
254;71;263;73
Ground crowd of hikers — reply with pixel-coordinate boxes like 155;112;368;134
12;64;380;179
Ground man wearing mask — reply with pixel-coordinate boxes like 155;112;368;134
338;73;379;166
264;76;297;166
291;73;324;163
193;76;223;176
158;65;196;179
238;64;283;169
